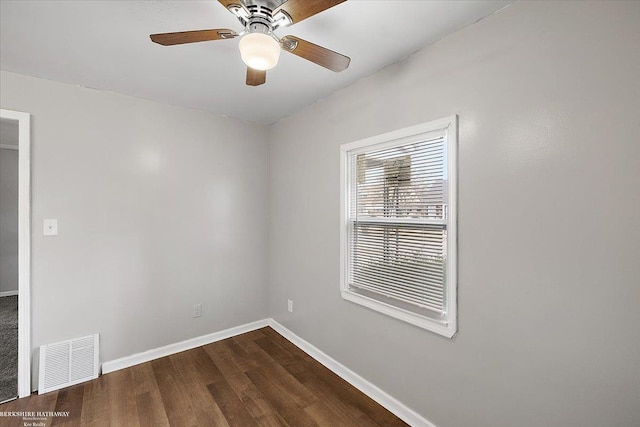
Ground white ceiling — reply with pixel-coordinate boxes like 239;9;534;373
0;0;511;124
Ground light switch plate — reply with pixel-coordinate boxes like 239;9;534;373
43;219;58;236
193;304;202;318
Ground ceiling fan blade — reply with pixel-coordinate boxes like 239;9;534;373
275;0;346;25
217;0;249;15
246;67;266;86
150;29;237;46
280;35;350;72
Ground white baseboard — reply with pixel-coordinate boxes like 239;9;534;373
0;290;18;297
101;319;270;374
101;317;435;427
268;319;436;427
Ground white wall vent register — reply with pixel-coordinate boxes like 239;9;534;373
38;334;99;394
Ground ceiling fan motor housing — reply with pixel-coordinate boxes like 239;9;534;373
229;1;292;34
247;20;272;36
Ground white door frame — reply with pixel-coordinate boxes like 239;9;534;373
1;108;31;398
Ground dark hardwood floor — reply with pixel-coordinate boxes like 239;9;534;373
0;327;408;426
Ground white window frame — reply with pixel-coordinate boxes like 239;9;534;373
340;116;457;338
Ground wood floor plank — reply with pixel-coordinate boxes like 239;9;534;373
131;362;159;396
245;368;319;427
104;368;140;427
233;332;264;354
297;369;382;427
253;336;310;377
26;390;59;427
203;341;245;377
255;412;291;427
304;400;352;427
203;340;281;422
226;372;274;420
188;347;226;384
51;383;84;426
207;377;259;427
221;338;261;371
151;357;199;427
169;350;230;427
136;391;171;427
241;344;317;409
27;389;59;409
130;362;171;427
0;327;407;427
260;327;315;361
205;337;295;421
80;376;110;426
258;359;317;408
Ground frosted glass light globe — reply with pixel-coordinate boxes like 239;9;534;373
239;32;281;71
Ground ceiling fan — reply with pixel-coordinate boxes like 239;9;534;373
150;0;351;86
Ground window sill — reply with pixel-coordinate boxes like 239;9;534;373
341;290;456;338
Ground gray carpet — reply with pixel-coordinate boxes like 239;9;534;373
0;296;18;403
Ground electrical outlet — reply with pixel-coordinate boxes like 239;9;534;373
43;219;58;236
287;299;293;313
193;304;202;318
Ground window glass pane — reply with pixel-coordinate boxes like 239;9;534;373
355;138;447;220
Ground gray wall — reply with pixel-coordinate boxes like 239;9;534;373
0;71;270;389
0;119;19;293
268;2;640;427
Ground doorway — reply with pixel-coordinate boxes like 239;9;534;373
0;109;30;402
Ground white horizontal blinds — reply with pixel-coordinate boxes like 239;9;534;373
349;136;448;313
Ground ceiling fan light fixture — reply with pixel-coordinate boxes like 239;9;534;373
150;0;351;86
239;32;281;71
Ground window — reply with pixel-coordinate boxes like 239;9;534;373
340;116;457;337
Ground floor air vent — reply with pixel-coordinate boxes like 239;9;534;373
38;334;99;394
